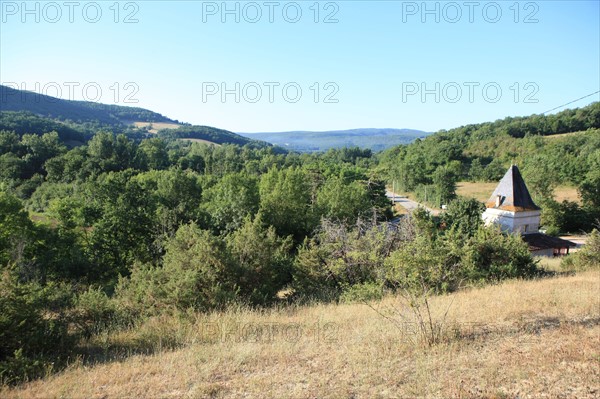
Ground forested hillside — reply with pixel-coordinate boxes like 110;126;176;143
0;85;175;126
0;86;270;147
378;102;600;234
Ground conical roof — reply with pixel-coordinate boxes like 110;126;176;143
485;165;540;211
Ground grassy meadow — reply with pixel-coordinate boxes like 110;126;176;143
456;182;581;204
3;268;599;399
133;122;182;134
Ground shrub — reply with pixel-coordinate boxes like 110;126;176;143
73;287;120;338
561;229;600;271
226;214;293;305
461;226;539;282
293;218;403;301
340;281;385;303
0;273;74;384
116;223;238;317
385;234;462;294
0;349;51;386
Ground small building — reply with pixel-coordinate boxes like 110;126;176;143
521;233;577;257
482;164;576;257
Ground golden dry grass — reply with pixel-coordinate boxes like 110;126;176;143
4;270;599;398
456;182;581;204
554;186;581;203
455;182;498;202
542;131;587;140
133;122;181;134
535;256;564;273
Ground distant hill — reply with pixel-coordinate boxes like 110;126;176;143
157;125;268;147
0;85;175;126
0;85;268;148
238;128;430;152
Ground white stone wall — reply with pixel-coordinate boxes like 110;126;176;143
531;248;554;257
482;208;541;234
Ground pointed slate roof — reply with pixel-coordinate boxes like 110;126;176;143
485;165;541;211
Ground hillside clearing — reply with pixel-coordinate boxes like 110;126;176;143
132;121;181;133
542;131;589;140
4;270;599;398
456;182;581;204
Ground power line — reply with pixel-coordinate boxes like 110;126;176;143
541;90;600;114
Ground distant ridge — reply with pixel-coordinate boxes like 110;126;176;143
0;85;175;126
239;128;430;152
0;85;270;148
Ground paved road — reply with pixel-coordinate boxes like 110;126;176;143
385;191;440;216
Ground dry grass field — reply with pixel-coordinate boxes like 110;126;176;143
3;269;599;399
542;131;588;140
133;122;181;133
456;182;581;204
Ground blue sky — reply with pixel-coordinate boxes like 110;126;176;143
1;0;599;133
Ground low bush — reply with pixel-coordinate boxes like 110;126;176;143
561;229;600;271
0;273;74;384
340;281;385;303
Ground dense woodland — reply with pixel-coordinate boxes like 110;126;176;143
1;99;599;384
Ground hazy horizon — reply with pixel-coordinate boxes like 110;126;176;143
2;1;599;132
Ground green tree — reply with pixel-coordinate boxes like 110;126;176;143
442;197;485;238
0;153;24;181
0;274;74;384
259;167;316;241
202;172;259;234
138;138;169;170
316;176;371;223
385;234;462;294
468;158;485;181
561;229;600;270
0;131;22;155
579;169;600;211
461;226;539;281
85;171;156;284
432;166;457;206
133;169;203;240
20;132;66;178
0;191;35;270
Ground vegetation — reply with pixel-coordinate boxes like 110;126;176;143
159;125;267;147
0;85;271;148
0;94;598;391
379;102;600;233
561;229;600;271
2;270;598;398
0;85;174;127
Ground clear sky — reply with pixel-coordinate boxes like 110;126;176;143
1;0;599;133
